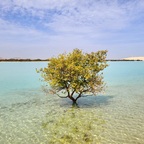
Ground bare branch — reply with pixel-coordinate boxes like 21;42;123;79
81;94;94;97
70;90;75;97
75;92;82;101
55;93;68;98
50;89;68;98
42;87;68;98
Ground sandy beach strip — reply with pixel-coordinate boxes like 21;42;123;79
123;57;144;61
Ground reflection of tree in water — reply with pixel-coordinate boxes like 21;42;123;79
42;108;105;144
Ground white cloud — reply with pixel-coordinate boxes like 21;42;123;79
1;0;144;30
1;0;144;36
0;0;144;58
0;18;41;36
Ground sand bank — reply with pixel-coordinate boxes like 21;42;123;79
123;57;144;61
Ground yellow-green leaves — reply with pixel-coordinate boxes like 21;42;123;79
38;48;108;103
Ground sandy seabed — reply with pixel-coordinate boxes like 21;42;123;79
0;86;144;144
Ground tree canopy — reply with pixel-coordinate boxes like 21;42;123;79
38;49;108;104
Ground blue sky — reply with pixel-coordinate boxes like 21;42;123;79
0;0;144;59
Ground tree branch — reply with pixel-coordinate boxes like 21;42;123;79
81;94;94;97
68;95;76;102
70;90;75;97
55;93;68;98
48;89;68;98
75;92;82;101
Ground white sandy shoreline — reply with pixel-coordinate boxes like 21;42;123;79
123;57;144;61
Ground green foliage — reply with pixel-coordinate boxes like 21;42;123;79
42;108;105;144
38;49;108;103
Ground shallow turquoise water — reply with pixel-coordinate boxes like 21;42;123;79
0;62;144;144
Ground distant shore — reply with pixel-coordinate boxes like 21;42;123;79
0;58;144;62
0;59;49;62
123;57;144;61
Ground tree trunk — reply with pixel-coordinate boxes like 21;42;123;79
68;95;77;103
68;93;82;106
72;101;79;108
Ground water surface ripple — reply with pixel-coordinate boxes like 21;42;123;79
0;62;144;143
